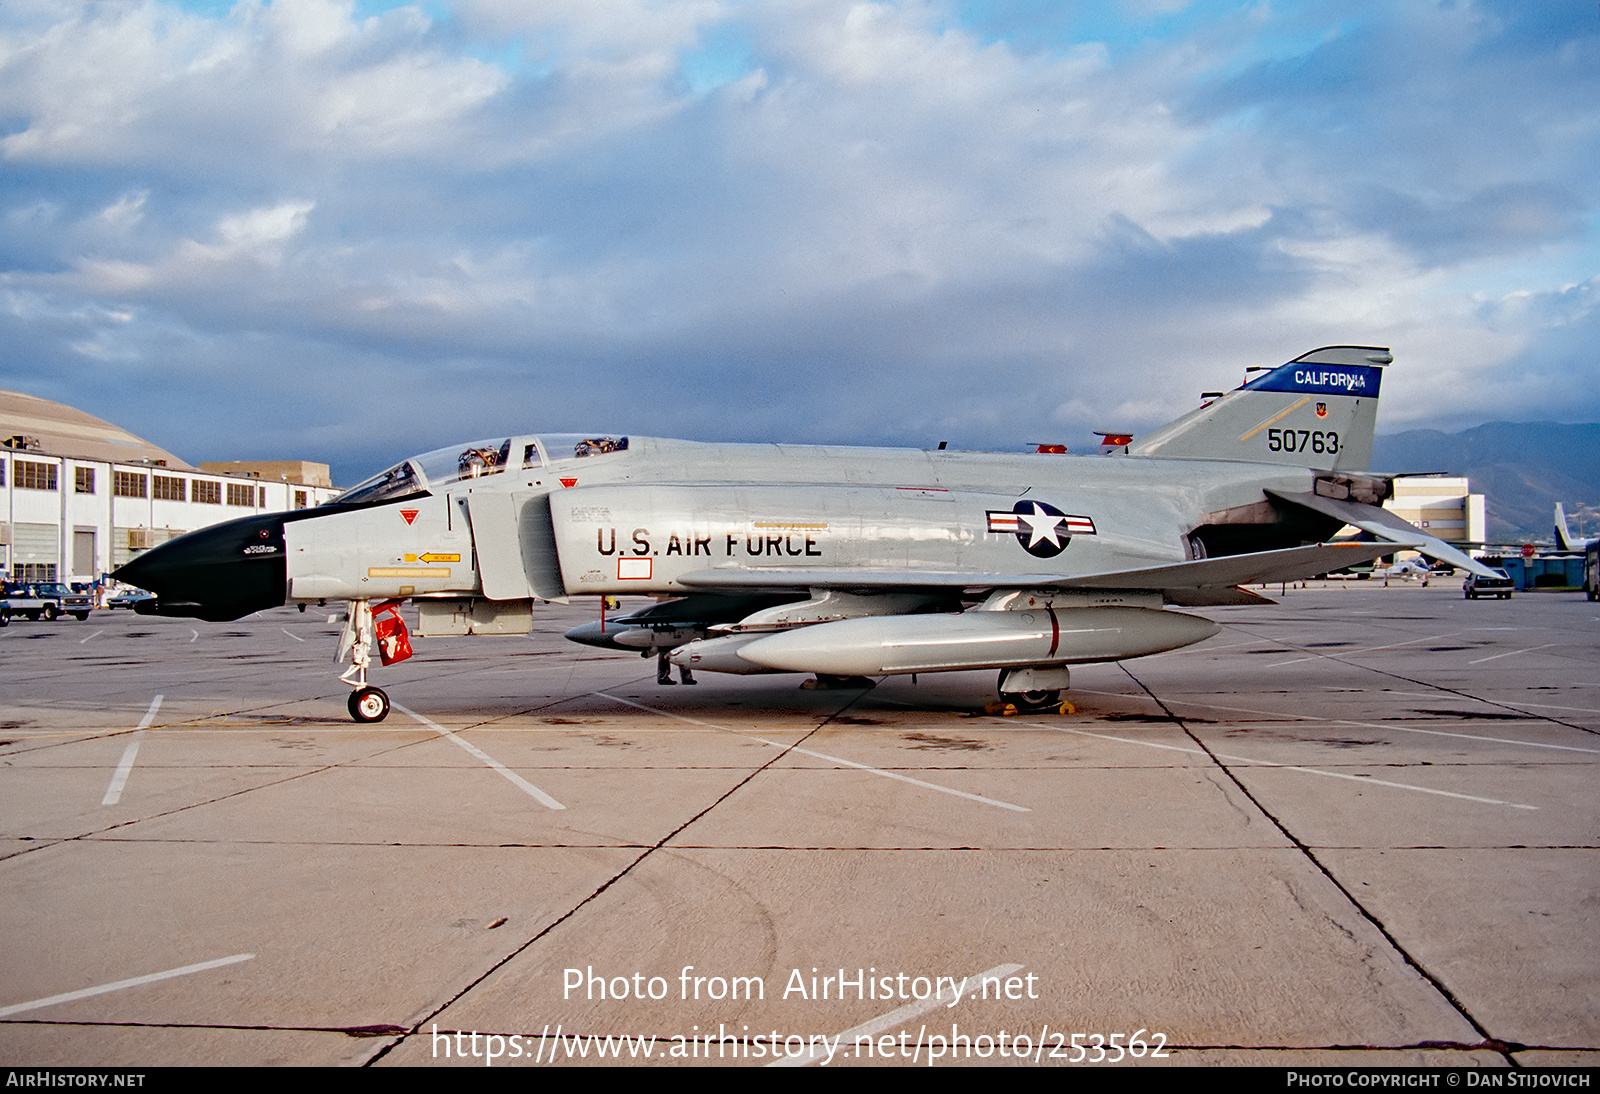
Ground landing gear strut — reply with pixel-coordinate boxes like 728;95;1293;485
337;599;390;723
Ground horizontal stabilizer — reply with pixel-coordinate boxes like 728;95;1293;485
1267;490;1498;578
1053;541;1404;589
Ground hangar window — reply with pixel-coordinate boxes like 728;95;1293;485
114;471;147;498
75;467;95;494
193;480;221;504
153;475;186;502
16;460;56;491
226;482;256;506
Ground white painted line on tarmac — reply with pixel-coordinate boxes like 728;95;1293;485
770;962;1025;1067
1267;632;1460;667
775;741;1029;812
396;703;565;811
600;693;1029;813
101;694;164;806
1471;699;1600;715
0;953;254;1018
1469;643;1558;665
78;628;105;645
1040;723;1538;810
189;628;198;643
1161;640;1257;657
1075;689;1600;756
280;627;306;643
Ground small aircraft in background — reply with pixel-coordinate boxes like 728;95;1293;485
116;345;1496;722
1554;503;1597;553
1382;557;1435;580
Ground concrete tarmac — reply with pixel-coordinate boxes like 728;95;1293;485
1;581;1596;1067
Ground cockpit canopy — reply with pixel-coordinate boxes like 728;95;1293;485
335;435;630;509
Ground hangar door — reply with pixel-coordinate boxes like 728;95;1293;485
12;522;58;581
74;528;96;579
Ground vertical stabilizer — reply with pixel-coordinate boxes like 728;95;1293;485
1555;503;1578;552
1127;346;1391;471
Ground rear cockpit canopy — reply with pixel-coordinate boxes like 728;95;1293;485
333;435;630;509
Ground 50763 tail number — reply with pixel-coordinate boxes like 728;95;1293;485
1266;428;1339;454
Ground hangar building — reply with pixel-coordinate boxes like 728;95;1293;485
1;389;340;584
1384;476;1486;548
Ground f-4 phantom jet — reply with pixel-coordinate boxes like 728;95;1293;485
116;346;1495;722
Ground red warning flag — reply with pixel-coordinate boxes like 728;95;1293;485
373;602;414;666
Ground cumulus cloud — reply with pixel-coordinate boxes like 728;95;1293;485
0;0;1595;483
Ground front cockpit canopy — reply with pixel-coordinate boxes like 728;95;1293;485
334;435;630;509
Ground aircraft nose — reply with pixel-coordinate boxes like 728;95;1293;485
113;513;290;621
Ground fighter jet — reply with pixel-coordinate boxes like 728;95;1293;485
1381;557;1434;579
115;345;1497;722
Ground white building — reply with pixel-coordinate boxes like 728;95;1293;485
1;389;340;583
1384;476;1487;549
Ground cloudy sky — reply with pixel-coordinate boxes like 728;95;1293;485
1;0;1595;484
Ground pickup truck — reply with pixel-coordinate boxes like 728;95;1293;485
0;582;94;621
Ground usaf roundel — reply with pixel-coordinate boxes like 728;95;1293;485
987;501;1097;558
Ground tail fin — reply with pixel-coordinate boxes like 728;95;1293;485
1126;346;1391;472
1555;503;1577;551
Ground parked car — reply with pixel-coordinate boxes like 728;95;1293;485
1463;569;1514;600
0;582;93;621
105;589;155;611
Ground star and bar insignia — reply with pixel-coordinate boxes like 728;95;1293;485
986;501;1096;558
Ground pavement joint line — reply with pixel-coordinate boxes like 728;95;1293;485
100;694;163;806
0;731;438;863
598;693;1030;813
363;694;852;1066
0;954;254;1019
1036;723;1538;810
1224;620;1600;737
395;703;565;810
280;628;307;643
769;962;1025;1067
1116;663;1510;1062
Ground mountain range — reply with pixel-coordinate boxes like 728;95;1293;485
1371;423;1600;545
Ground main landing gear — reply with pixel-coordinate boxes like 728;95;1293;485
337;599;390;723
995;666;1072;713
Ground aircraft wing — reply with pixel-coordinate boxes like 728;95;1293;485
1266;489;1499;578
676;540;1403;598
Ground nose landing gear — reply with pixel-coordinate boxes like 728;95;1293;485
348;686;391;723
337;599;390;723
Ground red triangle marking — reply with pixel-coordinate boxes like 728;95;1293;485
400;509;419;525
